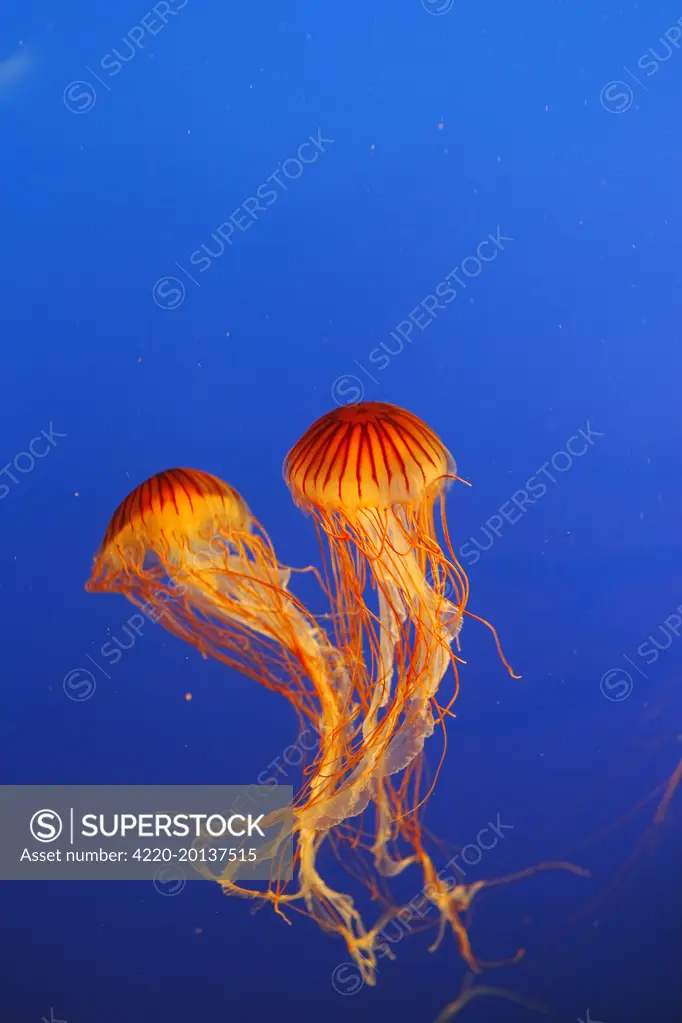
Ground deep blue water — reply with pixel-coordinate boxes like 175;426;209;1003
2;2;682;1021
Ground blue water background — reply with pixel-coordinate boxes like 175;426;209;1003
1;1;681;1020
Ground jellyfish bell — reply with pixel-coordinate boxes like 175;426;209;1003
86;468;252;590
283;402;458;601
285;400;456;511
86;468;282;646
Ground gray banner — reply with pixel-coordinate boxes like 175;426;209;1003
0;785;293;882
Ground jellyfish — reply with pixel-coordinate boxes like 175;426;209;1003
84;453;577;993
284;401;518;965
85;468;348;717
85;467;389;967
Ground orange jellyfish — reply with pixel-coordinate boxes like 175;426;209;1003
284;401;518;965
85;468;348;732
84;454;579;996
85;468;387;963
284;402;516;804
